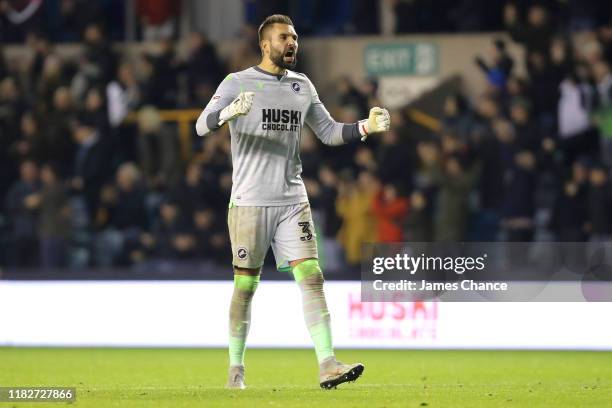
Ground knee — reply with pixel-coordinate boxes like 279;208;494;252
292;259;323;285
233;272;260;294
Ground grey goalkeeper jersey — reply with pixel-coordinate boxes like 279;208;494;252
196;66;359;207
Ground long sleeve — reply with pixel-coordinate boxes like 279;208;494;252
195;74;240;136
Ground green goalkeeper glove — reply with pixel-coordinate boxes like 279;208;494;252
219;91;254;125
358;107;391;141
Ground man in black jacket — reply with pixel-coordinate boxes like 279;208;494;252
71;115;108;219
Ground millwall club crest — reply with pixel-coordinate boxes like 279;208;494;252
291;82;300;93
237;247;249;260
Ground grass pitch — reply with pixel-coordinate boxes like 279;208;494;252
0;348;610;407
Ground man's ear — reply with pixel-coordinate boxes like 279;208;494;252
260;40;269;56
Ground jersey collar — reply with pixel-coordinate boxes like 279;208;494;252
253;65;286;81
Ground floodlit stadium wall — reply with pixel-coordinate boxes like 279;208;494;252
1;281;611;349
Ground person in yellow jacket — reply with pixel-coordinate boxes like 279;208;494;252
336;171;380;265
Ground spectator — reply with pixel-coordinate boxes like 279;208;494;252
336;76;368;118
140;200;195;260
170;160;210;219
586;163;612;241
471;105;502;236
107;61;141;128
336;171;379;265
299;128;319;180
354;146;377;174
36;163;71;268
0;76;25;146
549;36;573;84
440;131;468;158
441;93;473;143
552;159;590;241
4;159;40;266
376;129;412;190
9;111;47;164
44;86;75;176
509;97;539;150
136;0;180;41
81;23;116;86
592;60;612;167
227;25;261;73
317;165;343;271
475;39;514;91
404;189;433;242
94;162;147;266
36;55;66;114
500;150;537;241
557;67;598;164
0;76;26;195
55;0;105;42
527;50;561;131
424;148;481;242
140;39;180;108
136;106;181;190
184;31;224;106
82;87;110;146
469;95;498;147
506;76;529;102
24;31;52;92
192;205;230;263
371;183;409;242
71;114;107;218
198;127;232;210
504;3;554;56
106;61;141;165
598;25;612;66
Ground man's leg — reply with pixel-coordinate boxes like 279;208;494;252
290;258;364;389
227;266;260;389
272;203;363;388
290;258;334;362
226;205;274;389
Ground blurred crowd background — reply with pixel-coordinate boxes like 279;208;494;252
2;0;612;273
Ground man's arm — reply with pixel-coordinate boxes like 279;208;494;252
195;74;253;136
304;77;389;145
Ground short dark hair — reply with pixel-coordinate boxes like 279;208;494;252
258;14;294;43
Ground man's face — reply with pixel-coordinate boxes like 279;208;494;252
263;23;298;69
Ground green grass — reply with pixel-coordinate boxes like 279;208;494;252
0;348;611;407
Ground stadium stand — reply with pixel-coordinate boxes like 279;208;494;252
1;1;612;276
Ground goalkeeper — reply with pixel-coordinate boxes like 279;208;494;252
195;14;390;390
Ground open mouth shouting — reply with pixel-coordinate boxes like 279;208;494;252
284;48;296;63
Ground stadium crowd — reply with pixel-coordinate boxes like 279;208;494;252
2;2;612;270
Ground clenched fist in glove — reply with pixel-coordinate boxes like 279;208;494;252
219;91;254;125
358;107;391;141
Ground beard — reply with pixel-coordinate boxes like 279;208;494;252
270;47;297;69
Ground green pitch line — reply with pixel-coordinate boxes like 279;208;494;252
0;348;611;407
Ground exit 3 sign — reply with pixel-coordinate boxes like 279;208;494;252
364;43;439;76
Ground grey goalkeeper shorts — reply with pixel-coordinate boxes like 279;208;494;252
227;202;318;270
